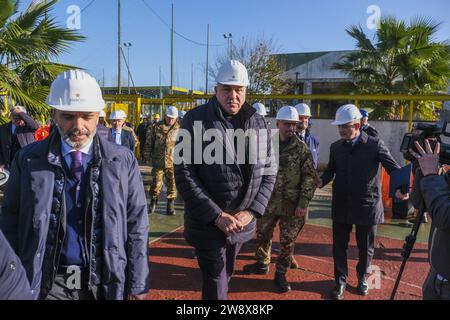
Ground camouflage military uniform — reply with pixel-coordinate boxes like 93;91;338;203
142;120;180;200
255;135;316;274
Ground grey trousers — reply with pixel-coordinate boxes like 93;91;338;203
45;273;95;300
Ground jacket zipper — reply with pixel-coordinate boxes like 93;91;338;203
429;227;437;267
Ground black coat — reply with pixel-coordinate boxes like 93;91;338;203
0;229;32;300
421;173;450;280
108;128;136;152
0;114;39;169
362;124;378;138
321;131;400;225
174;97;276;250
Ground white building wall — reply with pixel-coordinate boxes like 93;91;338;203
267;118;423;168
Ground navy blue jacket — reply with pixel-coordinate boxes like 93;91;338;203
321;131;400;225
0;132;149;300
174;97;276;250
108;128;136;152
0;230;32;300
362;124;379;138
298;130;319;168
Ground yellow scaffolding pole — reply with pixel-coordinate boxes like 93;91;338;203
135;97;142;129
1;91;9;114
317;103;321;118
400;105;404;120
409;101;414;131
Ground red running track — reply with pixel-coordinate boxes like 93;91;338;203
147;224;428;300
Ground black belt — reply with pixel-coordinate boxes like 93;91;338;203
57;265;85;274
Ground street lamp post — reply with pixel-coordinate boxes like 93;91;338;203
223;33;232;60
123;42;132;94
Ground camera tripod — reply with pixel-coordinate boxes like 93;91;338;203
390;202;426;300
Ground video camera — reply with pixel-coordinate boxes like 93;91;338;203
400;117;450;165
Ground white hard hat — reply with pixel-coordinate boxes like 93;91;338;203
294;103;311;117
216;60;249;87
252;102;267;116
99;110;106;118
166;106;179;119
179;110;187;119
109;110;127;120
332;104;362;125
276;106;299;122
46;69;105;112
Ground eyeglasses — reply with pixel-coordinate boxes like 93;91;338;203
338;124;356;129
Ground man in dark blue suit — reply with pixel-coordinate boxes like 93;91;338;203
108;110;136;152
294;103;319;168
318;104;408;300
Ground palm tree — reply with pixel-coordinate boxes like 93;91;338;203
0;0;85;123
333;16;450;119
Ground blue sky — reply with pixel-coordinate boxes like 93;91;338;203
18;0;450;91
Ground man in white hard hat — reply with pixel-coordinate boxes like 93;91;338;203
0;106;39;171
0;70;149;300
294;103;320;168
243;106;316;293
317;104;408;300
174;60;276;300
290;103;320;269
252;102;267;117
96;110;109;140
142;106;180;215
108;110;136;152
98;110;109;127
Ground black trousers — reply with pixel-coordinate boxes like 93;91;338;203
195;243;242;300
332;221;377;286
423;268;450;300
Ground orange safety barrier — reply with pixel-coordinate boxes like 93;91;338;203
381;168;392;218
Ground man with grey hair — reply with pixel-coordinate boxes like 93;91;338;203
175;60;276;300
318;104;408;300
0;106;39;171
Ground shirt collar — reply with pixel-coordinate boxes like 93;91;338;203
61;138;93;158
351;133;361;145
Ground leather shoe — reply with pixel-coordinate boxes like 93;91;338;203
330;284;346;300
274;272;291;293
357;277;369;296
166;199;176;216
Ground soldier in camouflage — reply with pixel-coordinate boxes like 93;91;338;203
243;106;317;293
142;106;180;215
